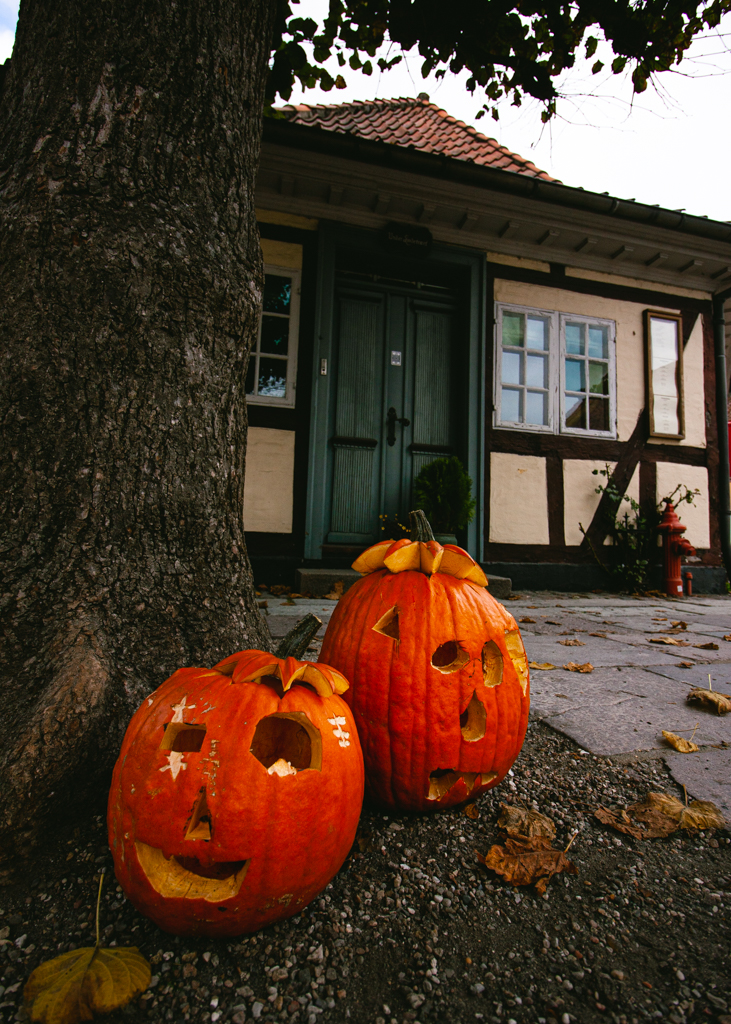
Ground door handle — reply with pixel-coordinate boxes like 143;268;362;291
386;406;411;447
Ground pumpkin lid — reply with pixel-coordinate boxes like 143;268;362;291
352;510;487;587
213;650;349;697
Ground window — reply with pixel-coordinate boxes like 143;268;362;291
644;310;684;439
495;302;616;436
246;267;300;407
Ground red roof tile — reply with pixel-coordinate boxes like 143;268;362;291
278;97;554;180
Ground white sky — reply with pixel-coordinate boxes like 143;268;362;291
2;1;731;221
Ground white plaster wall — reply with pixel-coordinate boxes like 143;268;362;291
261;238;303;270
243;427;296;533
563;460;640;546
493;280;706;449
655;463;710;549
489;452;549;544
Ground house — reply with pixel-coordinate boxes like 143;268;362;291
244;96;731;593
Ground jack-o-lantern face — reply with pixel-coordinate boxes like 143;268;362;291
107;653;364;937
319;537;529;812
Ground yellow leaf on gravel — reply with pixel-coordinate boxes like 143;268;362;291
662;730;699;753
564;662;594;673
24;946;150;1024
529;662;557;671
634;793;726;830
498;803;556;839
463;802;480;820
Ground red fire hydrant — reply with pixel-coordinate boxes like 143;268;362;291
657;501;696;598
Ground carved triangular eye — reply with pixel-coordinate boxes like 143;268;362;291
373;606;399;640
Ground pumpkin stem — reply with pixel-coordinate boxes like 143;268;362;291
409;509;435;543
274;613;323;660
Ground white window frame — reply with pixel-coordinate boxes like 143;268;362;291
246;265;300;408
559;312;617;438
493;301;617;439
493;302;558;434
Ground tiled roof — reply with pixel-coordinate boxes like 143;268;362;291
278;96;554;181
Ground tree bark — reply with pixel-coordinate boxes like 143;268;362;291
0;0;277;873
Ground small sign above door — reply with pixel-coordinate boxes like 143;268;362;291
381;222;433;258
391;350;402;366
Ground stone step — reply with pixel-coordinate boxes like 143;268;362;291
297;567;512;600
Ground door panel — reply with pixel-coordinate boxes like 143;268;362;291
327;282;458;545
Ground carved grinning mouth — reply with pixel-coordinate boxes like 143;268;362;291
135;841;250;902
427;769;498;801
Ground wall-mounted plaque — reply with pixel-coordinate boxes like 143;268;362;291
381;222;433;258
644;310;684;439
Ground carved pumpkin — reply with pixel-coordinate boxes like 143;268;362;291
319;513;529;812
107;651;364;937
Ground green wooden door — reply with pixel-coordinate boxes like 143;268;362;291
327;279;456;545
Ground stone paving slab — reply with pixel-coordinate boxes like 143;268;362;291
529;665;729;752
663;747;731;824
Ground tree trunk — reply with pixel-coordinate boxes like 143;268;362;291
0;0;277;874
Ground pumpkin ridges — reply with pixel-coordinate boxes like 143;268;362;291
320;566;529;812
109;657;364;937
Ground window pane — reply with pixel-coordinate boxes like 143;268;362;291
588;325;608;359
589;361;608;395
502;312;524;347
501;388;521;422
565;359;585;392
258;357;287;398
263;276;291;314
245;357;256;395
502;350;522;385
565;322;584;355
526;354;547;388
525;391;548;425
260;315;289;355
589;397;610;431
565;395;585;428
526;316;548;350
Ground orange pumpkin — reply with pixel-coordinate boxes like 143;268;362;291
107;651;364;937
319;517;529;812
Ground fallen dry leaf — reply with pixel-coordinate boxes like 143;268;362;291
676;661;694;668
323;581;344;600
649;636;689;646
477;835;577;894
723;634;731;642
594;806;672;840
24;947;150;1024
529;661;557;671
497;803;556;839
662;730;699;753
558;638;585;647
671;621;688;630
634;792;726;830
589;632;607;638
693;642;719;650
686;688;731;715
519;616;536;623
463;802;480;820
564;662;594;673
545;620;562;626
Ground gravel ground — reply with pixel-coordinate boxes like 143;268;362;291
1;718;730;1024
